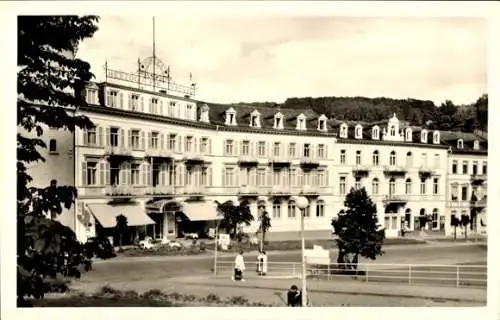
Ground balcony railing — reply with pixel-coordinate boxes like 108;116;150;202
105;185;144;196
300;185;320;196
300;157;320;167
270;185;292;195
383;165;407;175
238;155;259;165
418;166;435;176
383;194;409;204
183;185;206;195
269;156;291;166
352;165;371;175
238;185;259;196
144;185;175;195
104;145;132;156
471;174;487;184
183;152;205;164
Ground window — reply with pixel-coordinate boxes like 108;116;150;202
390;125;396;136
462;161;468;175
317;170;325;186
168;101;176;117
316;200;325;217
461;186;468;201
355;126;362;138
339;176;346;194
200;137;208;154
130;94;140;111
406;152;412;168
433;178;439;195
272;201;281;218
340;150;346;164
384;217;390;229
110;127;119;147
86;161;98;185
49;139;57;153
355;177;361;190
451;184;458;201
273;142;281;157
420;178;426;195
107;90;119;108
457;139;464;149
303;204;311;218
317;144;325;158
151;98;158;114
482;162;487;175
389;151;396;166
185;104;193;120
421;153;427;167
372;150;379;166
433;154;440;169
288;143;296;158
225;140;234;155
86;89;98;105
405;129;412;141
257;141;266;157
421;130;428;143
432;209;438;229
168;134;176;151
131;130;140;149
405;178;412;194
472;161;478;175
184;136;193;152
110;163;120;185
86;127;97;146
372;126;379;139
372;178;379;195
319;119;326;131
185;166;194;186
473;140;479;150
149;132;159;149
224;167;235;186
303;144;310;158
389;178;395;196
241;141;250;156
274;115;283;129
201;167;209;186
257;169;266;186
251;115;258;127
288;200;296;218
356;150;361;165
273;170;280;185
131;164;140;185
340;124;347;138
452;161;458;174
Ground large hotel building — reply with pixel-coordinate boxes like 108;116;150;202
24;63;488;243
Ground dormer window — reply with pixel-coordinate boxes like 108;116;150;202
433;131;440;144
317;114;328;132
372;126;380;140
355;124;363;139
296;113;306;130
405;128;412;142
339;123;348;138
421;130;428;143
274;112;284;130
199;104;210;123
249;110;261;128
225;107;237;126
457;139;464;149
473;140;479;150
390;125;396;136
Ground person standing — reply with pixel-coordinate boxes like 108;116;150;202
287;285;302;307
233;249;246;282
256;250;264;275
261;251;268;276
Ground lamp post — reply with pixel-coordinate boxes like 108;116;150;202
292;195;309;307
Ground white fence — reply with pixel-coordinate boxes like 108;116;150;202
215;260;487;288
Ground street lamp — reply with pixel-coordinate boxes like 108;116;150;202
292;195;309;307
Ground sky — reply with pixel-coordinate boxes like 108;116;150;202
76;16;487;106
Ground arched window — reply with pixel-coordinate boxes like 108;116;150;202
272;200;281;219
432;208;439;229
372;178;379;195
356;150;362;165
372;126;380;139
316;200;325;217
390;125;396;136
49;139;57;153
420;178;426;194
389;178;396;195
389;151;396;166
287;200;296;218
372;150;379;166
405;128;412;141
406;151;413;168
457;139;464;149
405;178;412;194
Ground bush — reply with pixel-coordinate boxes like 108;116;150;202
205;293;221;303
43;277;71;293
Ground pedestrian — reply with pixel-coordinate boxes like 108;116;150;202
261;250;268;276
287;285;302;307
256;250;264;275
233;249;246;282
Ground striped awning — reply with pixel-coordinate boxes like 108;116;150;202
88;204;155;228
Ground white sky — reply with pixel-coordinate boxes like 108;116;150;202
77;16;487;106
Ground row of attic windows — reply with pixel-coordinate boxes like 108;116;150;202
341;124;440;144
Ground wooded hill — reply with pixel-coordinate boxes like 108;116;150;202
236;94;488;133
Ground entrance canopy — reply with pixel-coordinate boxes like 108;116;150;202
88;204;155;228
181;202;221;221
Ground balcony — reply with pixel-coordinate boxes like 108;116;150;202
145;185;175;196
270;185;292;196
471;173;487;184
418;166;435;177
104;145;132;157
105;185;144;196
383;165;407;175
300;185;320;196
183;185;206;196
383;194;409;204
300;157;320;168
183;152;205;164
352;165;371;176
238;155;259;165
238;185;259;196
269;156;291;166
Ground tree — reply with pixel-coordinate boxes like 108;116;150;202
215;200;254;240
114;214;128;250
17;16;99;306
331;187;385;271
258;210;271;251
460;214;471;241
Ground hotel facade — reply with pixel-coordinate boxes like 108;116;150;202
24;73;488;243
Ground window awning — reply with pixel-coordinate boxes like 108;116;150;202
88;204;155;228
145;200;182;213
181;202;221;221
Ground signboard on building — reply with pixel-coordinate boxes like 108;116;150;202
218;233;230;250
